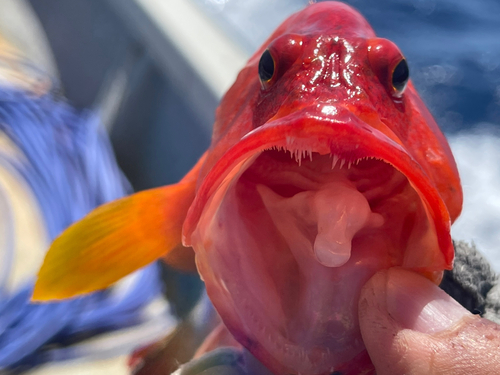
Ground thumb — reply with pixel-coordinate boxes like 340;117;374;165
358;268;500;375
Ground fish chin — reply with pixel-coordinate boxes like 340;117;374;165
190;149;443;375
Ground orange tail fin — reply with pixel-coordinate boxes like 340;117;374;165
32;153;206;301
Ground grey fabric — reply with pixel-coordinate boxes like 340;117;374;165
440;241;500;322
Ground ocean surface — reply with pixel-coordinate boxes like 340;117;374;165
196;0;500;270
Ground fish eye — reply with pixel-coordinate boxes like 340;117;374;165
392;59;409;93
258;49;275;85
257;35;303;91
367;38;410;98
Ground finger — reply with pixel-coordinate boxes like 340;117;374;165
359;268;500;375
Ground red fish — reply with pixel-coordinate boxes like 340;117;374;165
33;2;462;374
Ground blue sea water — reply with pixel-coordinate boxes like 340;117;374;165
195;0;500;269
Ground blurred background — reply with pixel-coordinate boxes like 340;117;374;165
0;0;499;373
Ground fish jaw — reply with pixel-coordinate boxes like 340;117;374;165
183;106;452;374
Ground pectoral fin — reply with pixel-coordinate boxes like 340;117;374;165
32;153;206;301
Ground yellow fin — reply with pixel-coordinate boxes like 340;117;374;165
32;153;207;301
32;183;193;301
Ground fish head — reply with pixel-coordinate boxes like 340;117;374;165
183;2;462;374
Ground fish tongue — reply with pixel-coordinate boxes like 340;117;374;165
313;183;379;267
257;181;382;268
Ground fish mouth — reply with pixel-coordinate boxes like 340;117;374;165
183;106;452;375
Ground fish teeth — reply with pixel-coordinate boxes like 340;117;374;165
339;159;345;169
294;149;302;166
331;154;340;169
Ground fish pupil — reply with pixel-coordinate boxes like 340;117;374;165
392;58;409;92
258;49;275;82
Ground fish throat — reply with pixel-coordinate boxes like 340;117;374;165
191;145;438;375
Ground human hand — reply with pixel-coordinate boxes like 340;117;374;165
358;268;500;374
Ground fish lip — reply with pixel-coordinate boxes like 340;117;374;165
183;106;453;268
